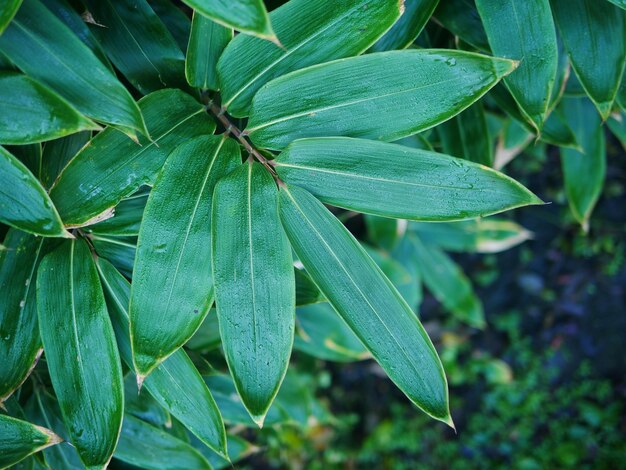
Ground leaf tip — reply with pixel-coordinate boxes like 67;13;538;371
493;57;519;79
136;373;146;392
250;413;266;429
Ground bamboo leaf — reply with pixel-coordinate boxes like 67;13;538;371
278;184;452;425
274;137;541;221
371;0;440;52
0;0;147;138
410;218;532;253
437;101;493;166
295;269;325;306
83;0;187;95
113;414;212;470
96;258;228;458
476;0;558;130
150;0;191;52
0;414;62;469
90;234;136;278
36;239;124;468
50;89;215;228
551;0;626;118
0;146;69;237
87;187;149;237
218;0;402;117
130;135;239;378
0;0;23;34
40;132;90;190
606;0;626;9
433;0;490;52
295;303;368;363
186;12;232;90
246;50;517;150
0;72;97;145
183;0;274;41
409;234;485;328
560;97;606;231
212;162;295;425
0;230;50;404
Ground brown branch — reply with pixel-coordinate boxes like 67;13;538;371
207;102;279;179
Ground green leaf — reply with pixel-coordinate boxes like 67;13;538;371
50;89;215;227
41;0;113;72
551;0;626;118
0;0;147;139
295;303;368;363
123;375;170;427
212;162;295;426
186;311;221;352
6;143;41;180
90;235;136;279
36;239;124;468
606;0;626;9
476;0;558;130
0;72;97;144
490;83;578;148
364;215;407;252
390;236;423;311
410;218;532;253
130;136;239;378
186;12;232;90
150;0;191;52
0;230;49;404
96;259;227;458
40;132;90;189
183;0;274;40
433;0;490;52
192;433;257;470
278;184;452;425
437;101;493;166
560;97;606;231
218;0;402;117
0;0;22;34
88;187;149;237
370;0;440;52
295;268;325;306
113;415;212;470
408;234;485;328
0;146;69;237
607;111;626;150
274;137;541;221
0;414;62;469
24;389;83;469
83;0;187;95
246;50;517;150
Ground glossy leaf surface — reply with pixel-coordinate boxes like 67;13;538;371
0;0;147;138
0;230;46;404
36;239;123;468
246;50;516;149
551;0;626;118
0;146;68;237
476;0;558;130
50;89;214;227
0;72;97;144
274;138;541;221
218;0;402;117
560;97;606;231
409;235;485;328
0;0;23;34
130;136;239;378
212;162;295;425
371;0;440;52
278;184;452;424
113;414;212;470
97;258;227;457
183;0;273;40
0;414;62;469
83;0;187;95
186;12;232;90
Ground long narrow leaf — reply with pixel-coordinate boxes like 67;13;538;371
0;414;62;469
212;162;295;425
97;258;227;458
0;146;69;237
0;0;147;138
130;135;239;379
218;0;402;117
36;239;124;468
186;12;232;90
274;137;541;221
371;0;440;52
50;89;215;227
278;184;452;425
246;50;517;150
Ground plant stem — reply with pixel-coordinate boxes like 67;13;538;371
207;102;278;179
